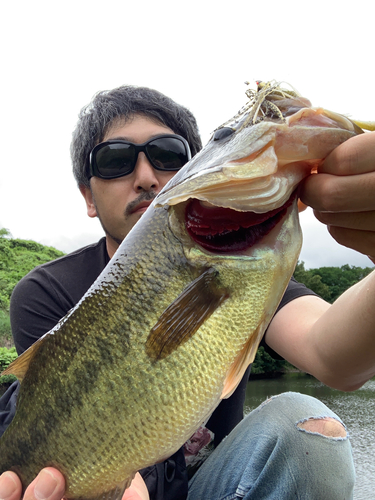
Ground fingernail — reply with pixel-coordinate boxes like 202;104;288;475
34;470;58;500
0;472;18;500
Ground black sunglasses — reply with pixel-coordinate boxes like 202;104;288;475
89;134;191;180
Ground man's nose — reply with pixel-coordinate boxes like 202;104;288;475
132;153;160;192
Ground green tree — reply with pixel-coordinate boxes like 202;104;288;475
0;228;65;345
252;347;286;375
0;346;18;393
294;261;332;302
294;261;373;304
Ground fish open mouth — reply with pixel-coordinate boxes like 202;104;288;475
185;192;297;253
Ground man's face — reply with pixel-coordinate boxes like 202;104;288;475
80;115;178;257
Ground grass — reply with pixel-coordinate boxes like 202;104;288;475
0;310;13;348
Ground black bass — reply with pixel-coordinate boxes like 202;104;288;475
0;81;368;500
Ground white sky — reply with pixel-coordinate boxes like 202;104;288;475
0;0;374;270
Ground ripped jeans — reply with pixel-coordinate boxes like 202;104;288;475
187;392;355;500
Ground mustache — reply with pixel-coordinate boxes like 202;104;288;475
125;191;157;216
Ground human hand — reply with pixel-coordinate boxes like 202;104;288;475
0;469;149;500
0;469;65;500
300;131;375;263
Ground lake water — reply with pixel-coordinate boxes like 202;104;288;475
244;374;375;500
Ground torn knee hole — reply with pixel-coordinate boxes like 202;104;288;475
297;417;347;438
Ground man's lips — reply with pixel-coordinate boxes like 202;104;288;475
130;201;152;214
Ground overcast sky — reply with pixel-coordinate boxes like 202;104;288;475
0;0;374;270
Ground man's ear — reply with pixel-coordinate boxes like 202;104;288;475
79;184;97;218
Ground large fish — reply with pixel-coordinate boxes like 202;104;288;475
0;81;369;500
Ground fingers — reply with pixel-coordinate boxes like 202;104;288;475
320;131;375;176
301;132;375;212
299;132;375;261
27;469;65;500
0;472;22;500
0;469;148;500
326;226;375;261
300;171;375;213
0;469;66;500
313;210;375;231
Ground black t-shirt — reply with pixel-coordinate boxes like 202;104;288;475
3;237;317;500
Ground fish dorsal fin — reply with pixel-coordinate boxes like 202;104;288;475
221;321;265;399
1;339;41;382
145;268;228;361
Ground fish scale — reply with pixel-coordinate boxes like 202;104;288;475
0;81;368;500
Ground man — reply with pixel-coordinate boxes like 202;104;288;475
1;85;375;500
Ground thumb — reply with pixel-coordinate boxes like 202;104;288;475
0;472;22;500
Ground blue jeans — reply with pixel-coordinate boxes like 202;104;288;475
188;392;355;499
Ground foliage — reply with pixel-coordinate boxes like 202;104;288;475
0;346;18;371
294;261;332;302
0;228;64;344
294;261;374;303
0;346;17;387
252;347;286;375
0;310;11;340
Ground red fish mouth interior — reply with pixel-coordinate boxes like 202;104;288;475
185;193;296;253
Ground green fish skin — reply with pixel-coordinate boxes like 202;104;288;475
0;81;364;500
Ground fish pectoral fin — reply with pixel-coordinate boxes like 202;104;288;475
1;340;41;382
145;268;228;361
221;321;266;399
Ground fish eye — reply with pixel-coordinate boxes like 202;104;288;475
213;127;235;141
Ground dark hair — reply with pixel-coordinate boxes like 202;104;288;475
71;85;202;187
